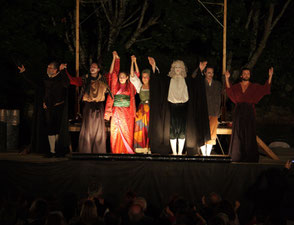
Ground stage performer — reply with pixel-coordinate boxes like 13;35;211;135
167;60;189;155
66;63;110;153
104;51;136;154
148;58;210;155
129;55;151;152
198;65;222;156
18;63;70;157
43;62;71;157
225;67;274;162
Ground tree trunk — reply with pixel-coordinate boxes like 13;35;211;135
245;4;274;69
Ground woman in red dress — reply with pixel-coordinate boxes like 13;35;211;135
104;51;136;154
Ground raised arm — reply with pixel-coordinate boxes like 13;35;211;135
17;65;38;89
109;51;120;74
199;61;207;73
59;63;82;86
191;61;207;78
109;52;116;74
110;51;120;92
58;64;70;87
130;55;142;93
224;70;231;88
148;57;157;74
130;55;140;77
130;55;135;78
134;56;139;76
65;69;82;87
268;67;274;84
225;70;238;103
18;65;25;73
252;68;273;102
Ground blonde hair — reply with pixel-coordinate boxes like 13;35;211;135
168;60;187;78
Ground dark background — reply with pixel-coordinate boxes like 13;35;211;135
0;0;293;147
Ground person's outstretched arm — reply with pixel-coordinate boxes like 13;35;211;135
130;55;142;93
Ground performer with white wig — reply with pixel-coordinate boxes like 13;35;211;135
167;60;189;155
148;58;210;155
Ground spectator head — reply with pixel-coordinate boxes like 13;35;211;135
208;213;230;225
80;200;98;222
172;197;189;215
217;200;236;221
29;198;48;220
208;192;222;206
132;197;147;212
104;211;121;225
123;191;136;205
128;204;144;223
45;211;66;225
88;183;103;199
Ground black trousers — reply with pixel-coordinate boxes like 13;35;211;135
44;104;64;135
169;103;187;139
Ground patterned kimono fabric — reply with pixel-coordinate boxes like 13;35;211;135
111;84;135;154
105;59;136;154
134;88;150;149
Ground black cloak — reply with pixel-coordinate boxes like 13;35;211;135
149;68;210;155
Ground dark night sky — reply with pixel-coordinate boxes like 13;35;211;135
0;0;294;121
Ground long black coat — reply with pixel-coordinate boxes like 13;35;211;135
149;69;210;155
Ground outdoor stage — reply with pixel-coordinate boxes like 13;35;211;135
0;152;290;209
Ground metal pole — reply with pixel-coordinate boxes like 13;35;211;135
222;0;227;75
221;0;227;121
75;0;80;116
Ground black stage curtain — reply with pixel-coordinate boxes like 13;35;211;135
1;160;289;209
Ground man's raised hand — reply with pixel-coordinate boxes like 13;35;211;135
269;67;274;77
148;57;156;67
199;61;207;72
112;51;119;59
59;63;67;71
225;70;230;79
17;65;26;73
131;55;136;63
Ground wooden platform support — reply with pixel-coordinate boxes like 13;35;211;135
217;127;280;160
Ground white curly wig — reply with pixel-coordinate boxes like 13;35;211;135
168;60;187;78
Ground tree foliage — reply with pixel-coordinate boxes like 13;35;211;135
0;0;293;111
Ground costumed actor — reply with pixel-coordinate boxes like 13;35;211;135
167;60;189;155
43;62;70;157
225;67;273;162
104;51;137;154
18;63;70;157
198;64;222;156
148;58;210;155
129;55;151;153
66;63;110;153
